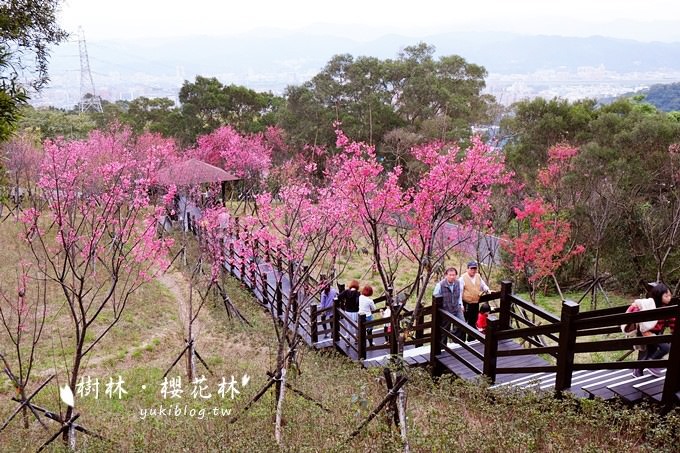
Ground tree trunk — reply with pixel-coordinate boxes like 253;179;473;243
397;385;409;452
187;337;196;381
62;337;84;449
274;367;287;446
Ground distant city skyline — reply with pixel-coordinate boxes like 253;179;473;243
32;1;680;109
60;0;680;42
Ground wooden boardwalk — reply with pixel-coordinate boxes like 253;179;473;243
175;214;680;408
436;339;550;384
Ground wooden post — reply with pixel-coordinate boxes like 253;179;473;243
291;292;298;324
310;304;318;344
240;259;246;282
249;264;256;291
499;280;512;330
275;281;283;321
358;314;367;360
264;239;271;262
228;243;235;276
661;304;680;406
276;249;283;272
390;303;400;355
483;316;500;383
261;273;269;305
430;296;443;376
332;297;341;352
554;300;580;392
415;309;425;347
234;216;240;236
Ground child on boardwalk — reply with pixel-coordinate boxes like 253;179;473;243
476;302;491;334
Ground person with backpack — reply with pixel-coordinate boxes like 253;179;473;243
625;283;675;377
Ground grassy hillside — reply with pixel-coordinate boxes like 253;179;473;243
1;219;679;452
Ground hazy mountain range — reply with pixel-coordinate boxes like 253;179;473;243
35;30;680;108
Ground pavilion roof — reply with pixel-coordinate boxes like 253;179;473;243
156;158;239;186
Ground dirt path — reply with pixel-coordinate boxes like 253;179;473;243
36;270;194;377
157;269;198;337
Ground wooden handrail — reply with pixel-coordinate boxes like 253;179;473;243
574;305;678;330
573;334;673;353
337;321;358;341
575;304;628;318
439;345;483;375
496;346;559;357
494;323;561;341
479;291;502;303
506;312;560;343
575;326;622;337
219;230;680;406
363;317;392;328
509;294;561;323
438;328;484;360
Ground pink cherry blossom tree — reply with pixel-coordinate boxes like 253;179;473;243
171;205;248;381
190;125;272;212
503;197;585;303
21;126;173;447
224;173;352;446
1;132;42;215
328;125;406;294
403;136;512;319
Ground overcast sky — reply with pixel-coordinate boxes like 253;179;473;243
59;0;680;42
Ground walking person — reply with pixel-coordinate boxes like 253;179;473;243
433;267;465;341
358;285;376;347
460;261;489;341
338;280;360;342
629;283;676;377
319;283;337;338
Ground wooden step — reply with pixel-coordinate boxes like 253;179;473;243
536;370;590;390
607;372;665;403
490;372;550;389
582;370;636;400
634;376;665;403
565;370;629;398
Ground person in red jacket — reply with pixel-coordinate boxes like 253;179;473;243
476;303;491;334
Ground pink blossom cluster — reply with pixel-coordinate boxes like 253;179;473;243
504;198;585;283
25;126;175;284
190;125;272;179
537;143;579;189
408;136;511;252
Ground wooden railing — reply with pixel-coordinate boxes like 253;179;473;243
182;211;680;407
430;280;680;406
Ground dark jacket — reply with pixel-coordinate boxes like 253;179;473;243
339;288;360;312
437;278;461;313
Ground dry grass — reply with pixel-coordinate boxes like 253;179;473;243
1;224;679;451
